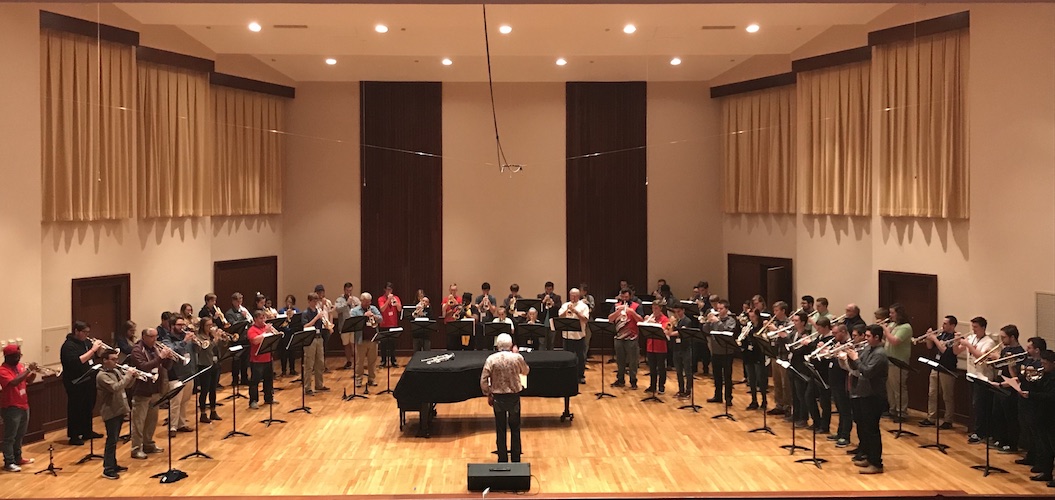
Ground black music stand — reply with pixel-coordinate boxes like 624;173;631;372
588;319;617;399
795;361;830;468
967;374;1009;476
637;323;666;403
709;328;739;421
151;366;206;484
778;360;811;454
220;346;250;439
483;322;514;351
917;356;953;454
448;318;476;351
72;365;104;464
514;299;542;317
342;316;368;401
887;357;918;438
223;320;250;398
374;327;404;395
410;319;437;351
747;335;777;435
287;328;318;413
552;317;583;349
176;366;214;460
677;327;705;412
515;323;547;351
256;333;286;426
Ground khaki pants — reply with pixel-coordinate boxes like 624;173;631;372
772;361;792;409
887;364;909;416
356;341;378;382
131;393;160;452
168;381;193;430
928;370;956;423
302;335;326;391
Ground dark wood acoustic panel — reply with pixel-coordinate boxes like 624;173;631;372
727;254;794;310
213;256;279;313
360;82;443;351
566;82;647;311
878;270;939;415
868;11;969;46
71;274;131;350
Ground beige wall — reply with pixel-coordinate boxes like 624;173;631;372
719;4;1055;338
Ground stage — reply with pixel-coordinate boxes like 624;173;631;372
10;356;1051;499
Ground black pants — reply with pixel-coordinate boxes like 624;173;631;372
380;338;397;365
102;415;123;474
711;354;734;402
493;393;522;463
564;337;586;380
971;382;993;438
853;395;885;467
64;379;97;439
672;346;693;394
692;340;711;374
746;361;768;405
832;385;853;440
792;373;810;423
249;362;274;404
993;393;1019;449
1035;427;1055;475
806;379;832;431
198;365;219;410
647;352;667;391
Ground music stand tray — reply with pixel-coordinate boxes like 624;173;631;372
514;299;542;315
552;317;584;351
482;322;514;350
515;323;547;351
447;319;476;350
410;319;437;341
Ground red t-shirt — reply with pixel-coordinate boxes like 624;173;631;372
443;296;463;323
646;313;670;354
0;363;30;410
247;324;272;363
379;295;401;328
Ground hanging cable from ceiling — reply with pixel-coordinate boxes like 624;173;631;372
481;4;523;174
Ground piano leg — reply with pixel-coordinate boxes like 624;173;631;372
560;397;574;422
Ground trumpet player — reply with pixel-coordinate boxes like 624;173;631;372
350;293;382;388
962;317;997;444
163;316;195;436
1003;347;1055;485
335;282;362;370
199;293;229;329
60;321;104;446
441;284;462;324
247;310;277;410
742;309;768;410
117;320;137;359
129;328;174;460
991;325;1025;454
809;297;834;329
704;300;739;406
1018;337;1048;472
827;324;854;447
918;316;960;430
881;304;913;422
301;293;329;395
475;282;497;323
846;325;890;474
537;282;562;350
194;318;223;423
766;302;793;417
96;349;139;479
558;288;590;384
1;344;36;472
608;289;642;389
379;282;402;368
804;317;835;434
225;293;252;387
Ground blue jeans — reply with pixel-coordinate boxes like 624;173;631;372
1;407;28;466
103;415;123;473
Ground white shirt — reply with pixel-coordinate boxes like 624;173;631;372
966;332;997;379
557;301;590;340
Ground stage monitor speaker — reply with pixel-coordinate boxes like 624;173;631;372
467;462;531;492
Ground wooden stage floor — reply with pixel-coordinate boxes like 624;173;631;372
9;356;1052;499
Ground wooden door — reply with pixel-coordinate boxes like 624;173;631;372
213;257;278;312
71;274;130;349
878;270;939;412
727;254;794;309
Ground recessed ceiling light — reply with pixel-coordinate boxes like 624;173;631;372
248;22;262;32
670;57;682;66
746;23;760;33
499;25;512;35
325;58;337;66
375;24;389;33
556;57;567;66
623;24;636;34
441;58;453;66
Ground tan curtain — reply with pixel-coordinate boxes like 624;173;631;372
721;86;796;214
797;61;871;216
137;61;212;218
876;29;969;218
212;86;286;215
41;29;135;222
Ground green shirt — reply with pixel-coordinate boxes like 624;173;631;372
885;323;913;362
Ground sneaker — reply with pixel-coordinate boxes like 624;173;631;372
115;465;129;472
289;370;298;376
131;450;148;460
249;402;260;410
267;400;279;406
817;428;831;435
836;438;849;448
305;389;316;396
3;464;21;472
919;419;935;427
101;470;119;480
939;422;954;430
827;434;840;441
998;445;1018;454
859;465;884;475
368;381;378;387
355;380;363;388
968;434;982;445
17;458;34;466
1015;458;1033;466
658;387;665;394
644;387;656;393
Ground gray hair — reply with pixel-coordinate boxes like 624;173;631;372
496;333;513;350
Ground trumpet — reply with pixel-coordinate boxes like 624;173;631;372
214;305;231;328
155;343;190;365
1024;365;1045;382
830;314;847;325
413;297;429;318
541;295;555;310
765;323;795;340
90;338;115;352
822;340;869;358
423;352;455;364
366;312;378;328
805;338;836;361
117;364;158;383
193;330;211;350
876;318;892;326
27;362;58;377
788;331;819;351
986;351;1026;368
975;343;1002;365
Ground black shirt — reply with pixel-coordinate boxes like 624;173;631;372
998;345;1026;380
60;333;94;383
934;331;958;370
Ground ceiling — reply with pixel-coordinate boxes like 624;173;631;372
114;3;897;82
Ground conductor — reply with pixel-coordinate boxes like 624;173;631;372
481;333;530;463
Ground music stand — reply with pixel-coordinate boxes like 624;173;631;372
220;346;250;439
795;361;830;468
637;323;666;403
72;365;104;464
747;335;776;435
410;318;437;350
483;322;514;351
151;366;208;484
916;356;954;454
515;299;542;316
374;327;404;395
515;323;547;351
588;319;617;399
678;327;705;411
967;373;1009;476
887;357;918;438
256;333;286;426
287;328;319;413
180;364;217;461
709;328;739;421
447;318;476;351
223;320;250;398
552;317;583;350
341;316;368;401
777;360;811;454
